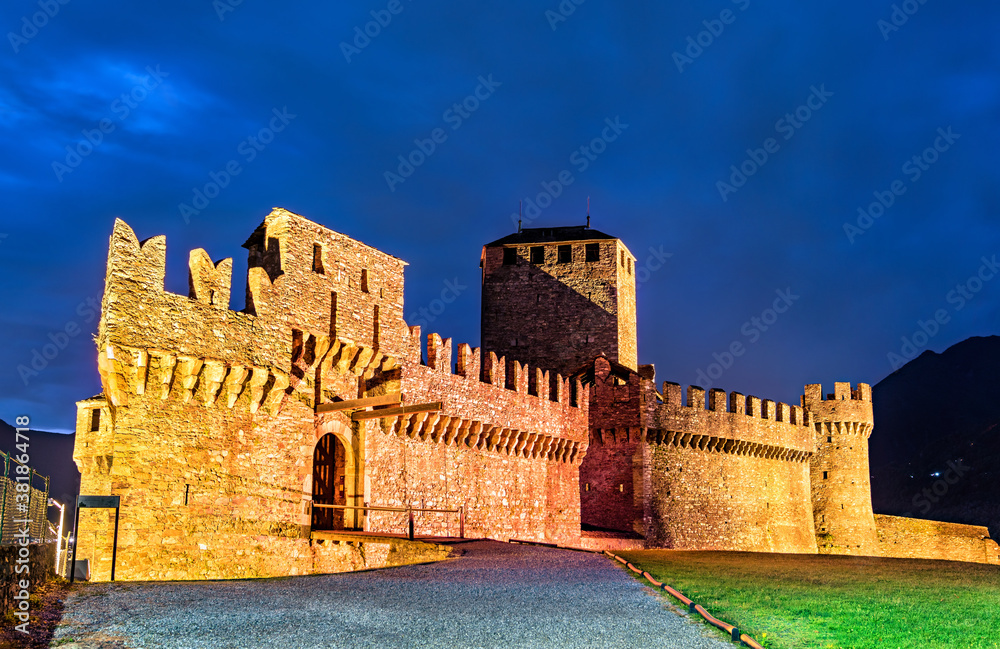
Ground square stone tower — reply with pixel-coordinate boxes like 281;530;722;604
480;224;637;378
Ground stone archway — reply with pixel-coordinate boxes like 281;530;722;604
312;433;346;530
310;417;363;531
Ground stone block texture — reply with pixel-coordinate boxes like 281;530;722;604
74;211;588;581
480;226;638;377
875;515;1000;564
803;383;879;556
1;543;54;614
643;383;817;553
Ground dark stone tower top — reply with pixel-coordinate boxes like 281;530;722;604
484;224;618;246
480;223;638;378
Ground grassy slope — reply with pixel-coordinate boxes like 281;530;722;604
617;550;1000;649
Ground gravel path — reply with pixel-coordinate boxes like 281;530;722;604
53;540;733;649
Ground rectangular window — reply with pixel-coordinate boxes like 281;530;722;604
90;408;100;432
530;246;544;264
620;250;625;267
585;243;599;262
361;269;369;293
503;247;517;265
823;471;829;480
627;258;633;275
557;245;572;263
312;244;324;274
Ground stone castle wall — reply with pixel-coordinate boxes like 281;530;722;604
578;357;647;533
876;515;1000;565
643;383;818;553
359;331;589;545
74;213;588;580
580;430;642;533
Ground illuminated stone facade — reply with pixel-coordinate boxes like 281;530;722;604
73;209;998;581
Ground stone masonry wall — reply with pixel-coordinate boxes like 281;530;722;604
614;243;638;372
876;515;1000;565
0;543;54;617
803;383;879;556
74;380;319;581
644;383;817;553
76;212;406;580
241;210;409;360
358;333;589;546
481;239;637;377
580;432;642;533
75;213;588;579
75;357;454;581
579;357;644;533
644;444;818;553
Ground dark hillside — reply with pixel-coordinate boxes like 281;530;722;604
0;419;80;526
870;336;1000;540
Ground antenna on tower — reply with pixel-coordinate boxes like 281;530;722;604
518;201;522;233
586;196;590;228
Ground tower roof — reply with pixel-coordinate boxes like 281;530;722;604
485;225;617;247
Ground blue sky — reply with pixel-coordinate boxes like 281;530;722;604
1;0;997;432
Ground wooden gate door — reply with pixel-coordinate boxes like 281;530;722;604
311;433;346;530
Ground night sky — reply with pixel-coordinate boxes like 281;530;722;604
2;1;997;433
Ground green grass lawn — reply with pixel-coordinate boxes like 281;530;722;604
616;549;1000;649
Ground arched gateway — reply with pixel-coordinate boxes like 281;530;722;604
311;433;348;530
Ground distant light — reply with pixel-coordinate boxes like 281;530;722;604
930;472;941;477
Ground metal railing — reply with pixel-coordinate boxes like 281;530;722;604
0;450;50;544
311;503;465;540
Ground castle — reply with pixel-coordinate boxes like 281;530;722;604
73;209;998;581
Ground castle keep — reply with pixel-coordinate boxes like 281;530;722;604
74;209;998;581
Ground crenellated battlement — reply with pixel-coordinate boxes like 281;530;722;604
105;218;168;293
650;382;815;458
106;220;237;310
801;382;874;428
104;210;412;367
188;249;233;307
802;382;872;404
413;331;586;409
660;382;813;427
392;331;590;466
100;220;286;371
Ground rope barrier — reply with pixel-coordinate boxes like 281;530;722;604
603;551;765;649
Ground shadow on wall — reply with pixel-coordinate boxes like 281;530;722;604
482;262;620;378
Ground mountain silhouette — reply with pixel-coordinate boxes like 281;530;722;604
0;419;80;528
870;335;1000;541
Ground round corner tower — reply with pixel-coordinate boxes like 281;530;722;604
802;382;878;555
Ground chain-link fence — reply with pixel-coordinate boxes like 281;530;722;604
0;449;50;544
